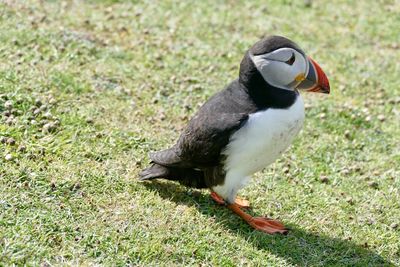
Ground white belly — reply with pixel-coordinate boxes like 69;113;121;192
213;95;305;202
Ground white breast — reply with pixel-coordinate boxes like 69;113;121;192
213;95;305;203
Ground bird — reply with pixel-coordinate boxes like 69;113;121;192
139;35;330;234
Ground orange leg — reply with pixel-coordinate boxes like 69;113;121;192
210;191;250;209
210;192;288;234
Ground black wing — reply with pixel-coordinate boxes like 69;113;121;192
151;112;248;168
180;112;248;165
150;80;256;168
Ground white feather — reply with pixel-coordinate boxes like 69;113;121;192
250;48;308;91
212;95;305;203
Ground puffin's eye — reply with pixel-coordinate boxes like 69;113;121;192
285;53;295;65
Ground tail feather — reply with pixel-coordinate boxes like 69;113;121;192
139;164;169;181
138;163;207;188
150;147;186;167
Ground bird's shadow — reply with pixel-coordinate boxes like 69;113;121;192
141;180;393;266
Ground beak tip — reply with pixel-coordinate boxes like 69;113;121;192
323;85;330;94
305;56;330;95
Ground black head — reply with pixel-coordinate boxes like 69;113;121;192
238;36;330;109
250;35;304;56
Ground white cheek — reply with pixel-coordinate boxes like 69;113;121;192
259;61;296;88
250;49;309;90
292;53;308;75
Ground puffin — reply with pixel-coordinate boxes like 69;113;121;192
139;35;330;234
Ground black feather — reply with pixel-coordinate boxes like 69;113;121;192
139;163;207;188
140;35;301;188
150;147;183;167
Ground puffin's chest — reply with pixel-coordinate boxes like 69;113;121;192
223;96;305;175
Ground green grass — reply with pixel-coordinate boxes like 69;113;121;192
1;0;399;266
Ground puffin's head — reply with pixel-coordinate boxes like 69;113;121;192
239;35;330;94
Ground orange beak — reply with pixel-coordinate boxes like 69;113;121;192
297;56;330;94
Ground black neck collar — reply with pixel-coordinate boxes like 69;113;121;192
238;52;298;110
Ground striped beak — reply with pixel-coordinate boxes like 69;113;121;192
296;56;330;94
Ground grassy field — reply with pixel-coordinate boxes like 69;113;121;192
0;0;399;266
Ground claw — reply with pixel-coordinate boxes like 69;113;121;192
248;217;288;234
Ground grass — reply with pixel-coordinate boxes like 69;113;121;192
0;0;399;265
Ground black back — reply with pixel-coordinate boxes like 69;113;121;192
150;35;302;168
